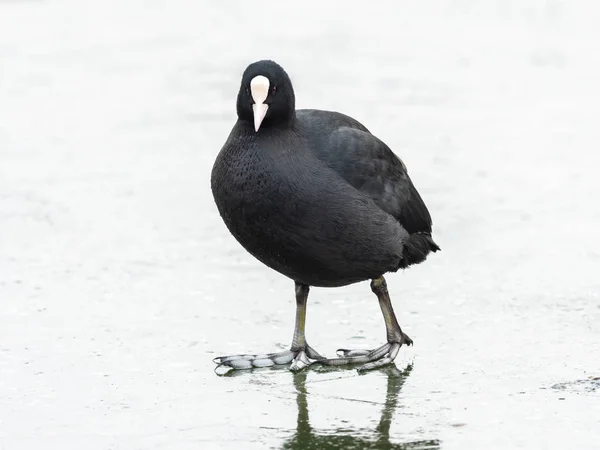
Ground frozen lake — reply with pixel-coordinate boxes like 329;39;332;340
1;0;599;448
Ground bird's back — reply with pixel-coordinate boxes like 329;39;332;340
296;109;440;266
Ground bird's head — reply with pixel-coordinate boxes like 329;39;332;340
236;60;295;132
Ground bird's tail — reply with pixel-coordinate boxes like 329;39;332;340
398;232;440;269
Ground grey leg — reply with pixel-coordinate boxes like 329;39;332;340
213;282;324;374
289;283;325;370
318;276;412;372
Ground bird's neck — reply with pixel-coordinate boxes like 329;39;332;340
236;114;297;136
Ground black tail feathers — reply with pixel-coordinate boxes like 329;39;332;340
398;232;440;269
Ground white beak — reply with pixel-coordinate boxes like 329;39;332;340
252;103;269;132
250;75;270;132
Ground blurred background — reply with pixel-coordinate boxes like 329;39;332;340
1;0;599;449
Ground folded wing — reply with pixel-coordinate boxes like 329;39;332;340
298;110;435;236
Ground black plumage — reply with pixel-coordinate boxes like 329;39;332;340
212;61;439;287
210;60;439;373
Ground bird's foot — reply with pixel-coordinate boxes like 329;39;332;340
213;344;324;375
319;332;412;372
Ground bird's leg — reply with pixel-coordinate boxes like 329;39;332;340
318;276;412;372
289;283;325;370
213;282;324;373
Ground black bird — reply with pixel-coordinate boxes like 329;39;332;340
211;60;440;372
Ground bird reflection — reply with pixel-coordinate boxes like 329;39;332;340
282;365;440;450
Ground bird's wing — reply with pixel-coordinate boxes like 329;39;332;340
309;123;434;234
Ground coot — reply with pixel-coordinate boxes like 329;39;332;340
211;60;439;372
